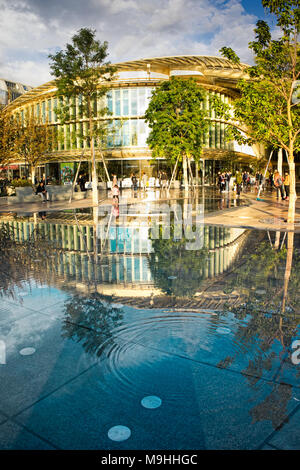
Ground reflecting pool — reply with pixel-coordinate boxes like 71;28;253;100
0;207;299;450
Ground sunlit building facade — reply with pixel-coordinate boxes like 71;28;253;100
4;56;264;183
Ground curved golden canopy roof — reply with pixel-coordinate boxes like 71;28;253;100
5;55;248;111
114;54;247;72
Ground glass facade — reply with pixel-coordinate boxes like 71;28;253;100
12;86;234;153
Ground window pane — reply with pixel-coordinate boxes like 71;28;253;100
130;89;137;116
122;120;130;146
115;90;121;116
107;91;113;114
122;89;129;115
48;99;52;122
130;119;138;146
42;101;46;123
138;88;146;115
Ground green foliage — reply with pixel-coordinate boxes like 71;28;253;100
0;108;55;172
224;235;300;314
0;110;20;165
218;0;300;157
10;178;32;188
149;223;208;297
14;113;55;170
144;77;209;165
61;293;124;356
48;27;116;147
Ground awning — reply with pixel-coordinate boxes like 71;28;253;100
0;165;19;170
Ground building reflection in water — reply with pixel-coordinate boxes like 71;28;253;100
0;210;249;298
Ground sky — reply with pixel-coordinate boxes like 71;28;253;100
0;0;278;87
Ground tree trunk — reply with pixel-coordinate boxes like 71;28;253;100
281;231;294;313
183;155;188;192
274;231;280;250
91;136;98;205
277;148;283;175
31;166;36;185
195;162;199;185
88;97;98;206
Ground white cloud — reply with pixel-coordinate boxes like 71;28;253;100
0;0;275;87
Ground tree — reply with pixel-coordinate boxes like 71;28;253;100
0;109;54;182
144;77;209;191
14;113;55;183
216;0;299;224
0;109;19;167
49;28;116;204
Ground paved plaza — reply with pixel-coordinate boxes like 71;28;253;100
0;186;299;450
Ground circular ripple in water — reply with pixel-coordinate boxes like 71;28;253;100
91;310;266;407
94;312;249;401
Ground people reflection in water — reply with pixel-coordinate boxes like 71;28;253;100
112;200;119;218
38;211;46;220
112;184;119;204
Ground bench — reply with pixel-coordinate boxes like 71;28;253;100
6;185;92;204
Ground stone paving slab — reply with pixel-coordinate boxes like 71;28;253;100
0;420;56;450
0;312;99;417
13;340;300;450
267;405;300;450
0;413;7;426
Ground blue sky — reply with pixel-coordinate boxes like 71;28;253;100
0;0;279;87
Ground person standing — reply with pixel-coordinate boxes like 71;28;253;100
225;171;231;191
283;172;290;200
131;173;138;191
274;170;286;200
235;171;242;196
142;172;148;191
242;171;248;189
161;171;167;189
78;173;86;192
218;172;223;193
112;174;118;186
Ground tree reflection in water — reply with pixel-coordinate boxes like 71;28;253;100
219;230;300;429
148;224;208;297
61;293;124;357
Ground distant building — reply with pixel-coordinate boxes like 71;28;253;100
0;78;33;108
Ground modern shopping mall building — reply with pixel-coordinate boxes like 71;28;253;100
3;55;266;184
